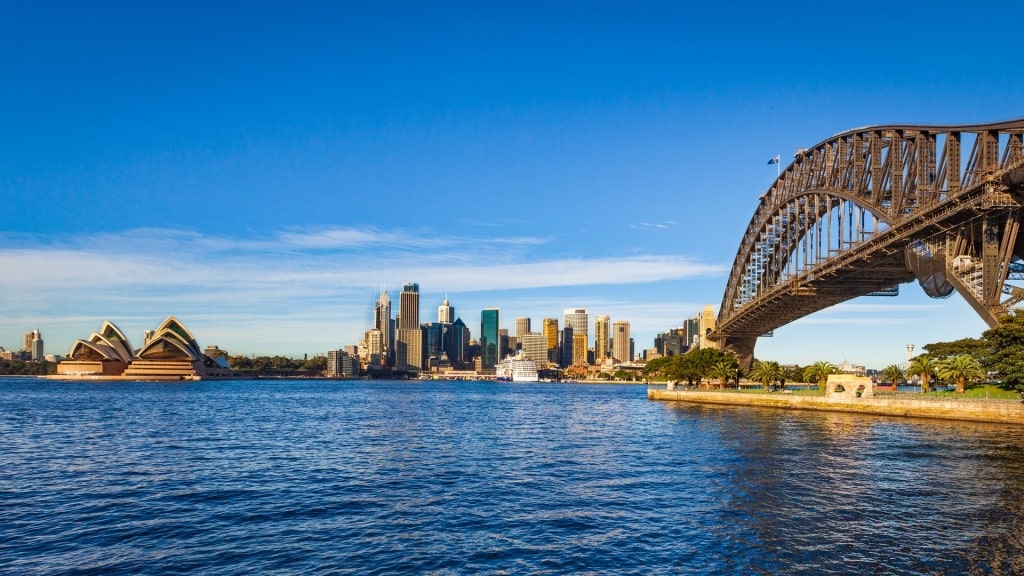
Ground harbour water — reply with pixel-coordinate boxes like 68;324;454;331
3;378;1024;575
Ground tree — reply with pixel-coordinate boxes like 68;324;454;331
880;364;904;389
803;361;835;392
980;310;1024;389
906;354;937;393
923;337;985;360
936;354;985;394
748;359;785;391
708;357;739;389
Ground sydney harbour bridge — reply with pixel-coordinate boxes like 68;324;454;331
710;119;1024;367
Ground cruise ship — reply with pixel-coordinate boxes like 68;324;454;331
495;351;539;383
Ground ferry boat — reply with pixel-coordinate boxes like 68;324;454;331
495;351;539;383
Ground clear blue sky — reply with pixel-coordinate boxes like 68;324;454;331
2;1;1021;368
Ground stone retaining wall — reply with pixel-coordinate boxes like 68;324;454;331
648;389;1024;425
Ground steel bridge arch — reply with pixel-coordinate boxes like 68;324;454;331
712;119;1024;367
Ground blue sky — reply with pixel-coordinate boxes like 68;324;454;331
1;1;1021;368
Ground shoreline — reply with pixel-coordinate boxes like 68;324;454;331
648;388;1024;425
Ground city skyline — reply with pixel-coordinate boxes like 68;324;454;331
1;3;1020;368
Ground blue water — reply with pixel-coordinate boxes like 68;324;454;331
3;378;1024;575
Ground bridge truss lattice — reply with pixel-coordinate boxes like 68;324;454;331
714;119;1024;366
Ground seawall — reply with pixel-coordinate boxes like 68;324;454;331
647;389;1024;425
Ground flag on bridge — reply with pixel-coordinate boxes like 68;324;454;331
767;155;780;165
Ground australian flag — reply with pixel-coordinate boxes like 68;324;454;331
767;155;780;165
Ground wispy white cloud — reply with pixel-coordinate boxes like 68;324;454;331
0;227;727;355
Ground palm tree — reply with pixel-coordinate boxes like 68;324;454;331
803;361;835;393
880;364;904;390
748;359;785;392
906;354;937;393
936;354;985;394
708;359;738;390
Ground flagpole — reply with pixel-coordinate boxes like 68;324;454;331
776;155;780;178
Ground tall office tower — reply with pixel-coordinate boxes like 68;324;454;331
29;330;43;361
396;283;422;369
438;295;453;324
374;288;392;366
563;308;588;339
594;315;610;361
365;328;383;369
700;305;718;349
612;321;631;363
542;318;559;364
423;322;444;362
449;317;470;366
23;330;34;352
560;325;574;368
520;333;548;367
399;283;420;330
499;329;509;361
514;317;531;340
480;308;500;370
572;333;588;366
684;315;701;349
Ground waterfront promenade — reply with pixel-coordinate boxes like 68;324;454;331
648;387;1024;425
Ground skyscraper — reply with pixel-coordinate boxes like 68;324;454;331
543;318;559;365
594;315;610;362
612;320;631;363
560;325;573;368
438;295;453;324
374;288;392;367
397;282;422;369
514;317;531;340
563;308;589;338
480;308;500;370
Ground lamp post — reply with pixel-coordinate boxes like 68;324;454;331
905;344;915;368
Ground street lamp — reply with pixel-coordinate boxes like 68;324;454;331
905;344;915;368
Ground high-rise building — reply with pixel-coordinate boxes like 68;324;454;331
612;320;631;363
594;315;610;362
399;283;420;330
396;283;422;369
374;288;392;366
520;333;548;367
364;328;383;369
542;318;559;365
448;317;470;366
27;330;43;361
563;308;588;339
514;317;531;340
438;295;453;324
327;350;360;378
560;325;574;368
480;308;500;370
23;331;34;352
573;333;588;366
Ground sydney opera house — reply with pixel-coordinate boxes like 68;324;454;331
54;316;236;380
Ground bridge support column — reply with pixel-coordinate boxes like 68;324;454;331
721;336;758;371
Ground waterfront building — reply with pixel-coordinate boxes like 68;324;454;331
438;295;453;324
594;315;610;362
684;315;701;349
515;317;531;340
56;316;234;380
480;308;500;370
520;332;548;368
612;320;631;363
326;349;360;378
374;288;392;367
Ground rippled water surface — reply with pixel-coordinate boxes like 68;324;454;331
3;378;1024;575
